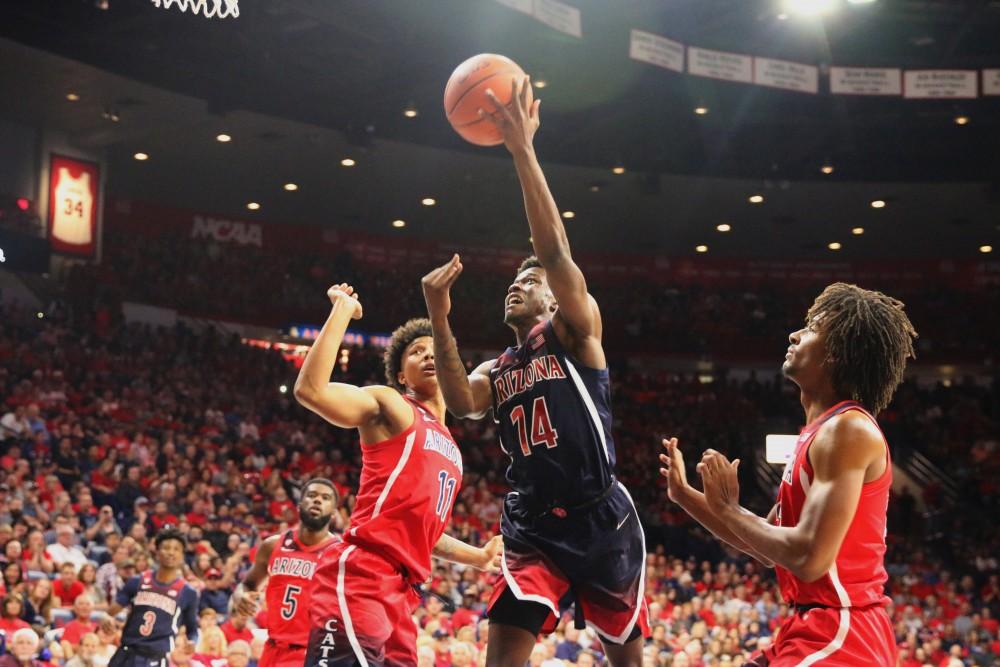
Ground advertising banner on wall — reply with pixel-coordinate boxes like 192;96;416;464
829;67;902;96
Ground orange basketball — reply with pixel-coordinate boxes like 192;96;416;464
444;54;526;146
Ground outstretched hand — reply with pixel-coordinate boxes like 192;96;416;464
658;437;690;504
421;254;463;319
698;449;741;515
478;535;504;574
327;283;363;320
481;76;540;156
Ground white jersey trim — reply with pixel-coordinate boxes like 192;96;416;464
795;563;852;666
372;430;416;518
586;482;646;644
500;550;559;617
561;357;611;465
337;545;368;666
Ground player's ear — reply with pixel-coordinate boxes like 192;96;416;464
397;371;407;389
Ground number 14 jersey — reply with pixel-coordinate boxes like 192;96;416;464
490;320;617;508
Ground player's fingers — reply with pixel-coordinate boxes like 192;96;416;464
478;107;503;129
659;468;669;478
659;453;669;464
531;98;541;120
519;75;530;110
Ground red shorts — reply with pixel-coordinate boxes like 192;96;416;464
305;541;421;667
258;642;306;667
749;605;896;666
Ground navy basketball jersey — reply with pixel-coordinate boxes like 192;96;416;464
117;570;199;653
490;319;616;506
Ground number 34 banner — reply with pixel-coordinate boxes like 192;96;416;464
48;155;100;258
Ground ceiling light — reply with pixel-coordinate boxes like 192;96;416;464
828;242;842;250
980;245;993;254
562;211;575;219
694;106;709;115
247;202;260;211
133;152;149;161
279;385;288;394
612;166;625;175
820;164;834;175
748;195;764;204
392;219;406;228
695;245;708;253
533;79;547;88
421;197;436;206
403;106;418;118
341;158;356;167
870;200;886;209
852;227;865;235
784;0;836;16
716;223;731;232
283;183;298;191
588;184;601;192
216;133;231;143
777;13;789;20
954;116;969;126
66;93;80;102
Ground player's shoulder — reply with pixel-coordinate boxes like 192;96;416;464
813;408;884;467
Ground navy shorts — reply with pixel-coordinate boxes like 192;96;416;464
487;481;649;644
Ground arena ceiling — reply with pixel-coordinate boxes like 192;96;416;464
0;0;998;258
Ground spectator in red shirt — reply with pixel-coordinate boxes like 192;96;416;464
53;562;85;607
60;596;97;660
219;614;253;645
267;487;293;520
0;594;30;636
149;501;179;532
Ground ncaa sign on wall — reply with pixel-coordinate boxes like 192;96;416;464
190;215;263;247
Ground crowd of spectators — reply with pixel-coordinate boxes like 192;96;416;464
0;267;997;666
68;228;1000;364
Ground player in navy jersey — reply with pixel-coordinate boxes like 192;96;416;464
107;527;199;667
423;76;647;666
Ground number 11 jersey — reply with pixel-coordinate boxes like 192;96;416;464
344;396;463;584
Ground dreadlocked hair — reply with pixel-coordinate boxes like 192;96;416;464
516;255;543;275
383;318;434;390
808;282;917;414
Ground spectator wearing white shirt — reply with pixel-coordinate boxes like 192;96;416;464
45;523;89;572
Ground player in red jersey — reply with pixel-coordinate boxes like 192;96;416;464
294;284;502;667
659;283;917;666
233;478;340;667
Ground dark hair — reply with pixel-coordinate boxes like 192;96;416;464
383;318;433;390
301;478;339;505
516;255;543;275
807;283;917;414
154;526;187;550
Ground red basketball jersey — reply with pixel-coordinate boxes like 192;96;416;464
345;396;463;584
774;400;892;608
265;530;338;645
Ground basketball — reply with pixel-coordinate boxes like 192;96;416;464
444;53;526;146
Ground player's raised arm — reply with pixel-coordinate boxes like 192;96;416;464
697;412;884;582
294;283;406;429
421;256;494;420
659;438;775;568
483;77;600;344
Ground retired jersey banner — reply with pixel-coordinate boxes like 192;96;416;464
903;70;978;99
629;30;684;73
48;155;99;258
983;69;1000;96
829;67;902;96
754;57;818;94
687;46;752;84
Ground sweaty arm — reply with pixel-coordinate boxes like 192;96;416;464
707;413;884;582
678;489;777;568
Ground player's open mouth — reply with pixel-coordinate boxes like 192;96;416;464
422;363;436;375
505;296;523;307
